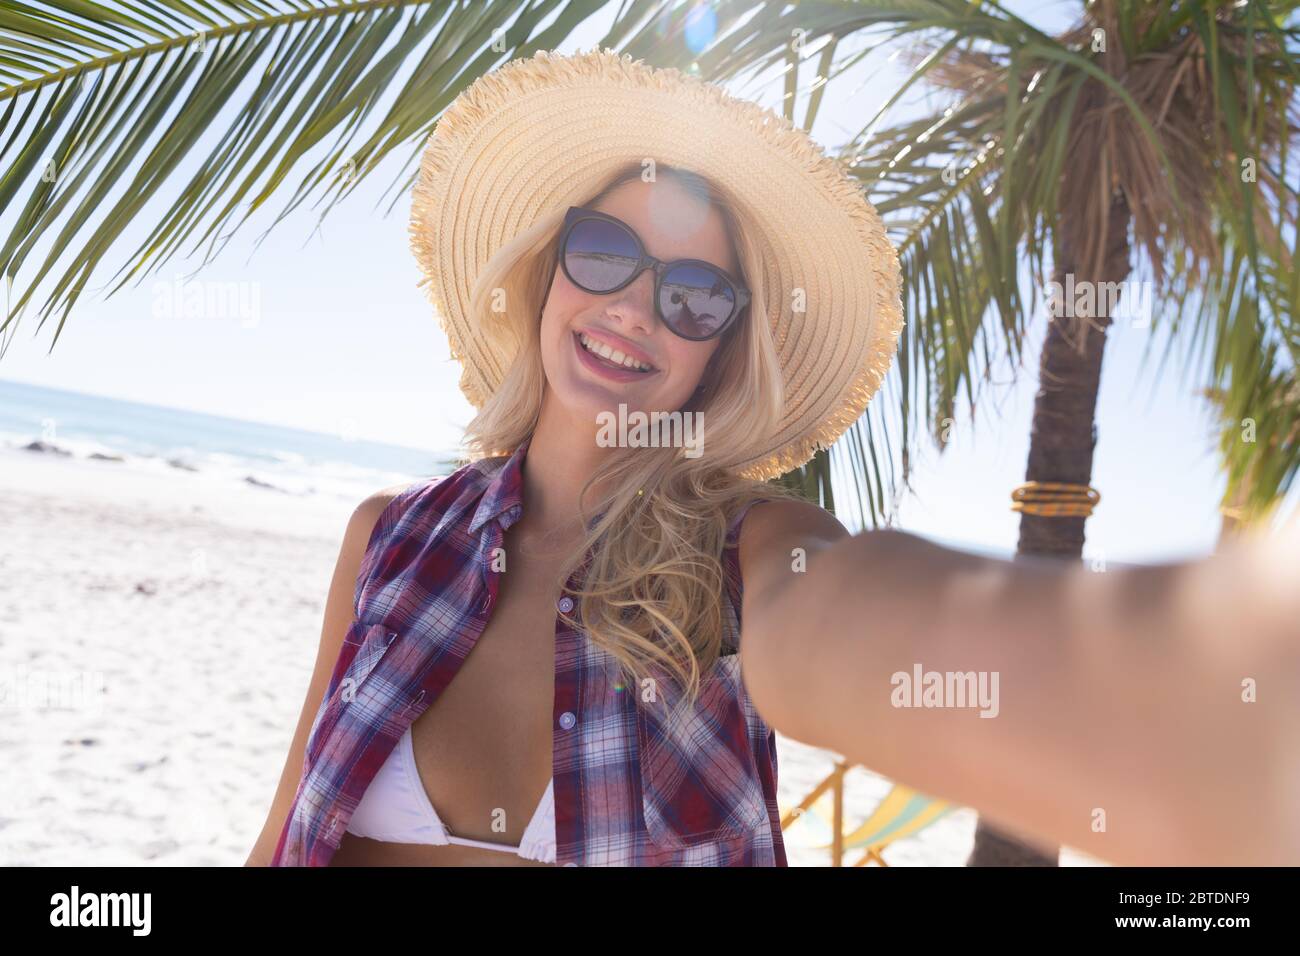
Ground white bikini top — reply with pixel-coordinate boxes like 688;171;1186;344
345;725;556;863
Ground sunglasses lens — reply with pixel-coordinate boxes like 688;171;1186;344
658;263;737;338
564;218;640;292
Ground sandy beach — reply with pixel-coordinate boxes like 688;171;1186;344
0;445;1103;866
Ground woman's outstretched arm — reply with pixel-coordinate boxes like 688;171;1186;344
736;501;1300;866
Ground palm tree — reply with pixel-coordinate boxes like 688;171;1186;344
4;0;1297;866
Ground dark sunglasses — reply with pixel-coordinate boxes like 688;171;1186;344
557;206;750;341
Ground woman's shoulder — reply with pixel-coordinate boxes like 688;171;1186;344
357;480;423;517
732;496;845;538
346;473;453;551
348;452;518;551
353;474;445;522
731;497;850;571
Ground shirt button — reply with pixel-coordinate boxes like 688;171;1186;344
558;711;576;730
557;596;574;613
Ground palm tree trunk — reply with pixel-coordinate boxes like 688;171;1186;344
967;190;1132;866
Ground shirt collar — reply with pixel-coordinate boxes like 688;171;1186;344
468;435;530;535
465;434;610;538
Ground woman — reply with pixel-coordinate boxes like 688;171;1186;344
246;49;1299;867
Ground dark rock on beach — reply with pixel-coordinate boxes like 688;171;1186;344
22;440;71;456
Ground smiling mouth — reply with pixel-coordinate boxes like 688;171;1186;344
573;331;657;374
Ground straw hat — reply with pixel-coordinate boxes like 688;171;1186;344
408;47;904;481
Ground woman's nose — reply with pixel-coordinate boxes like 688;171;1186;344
602;268;657;335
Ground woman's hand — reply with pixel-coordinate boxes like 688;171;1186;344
1146;510;1300;864
739;500;1300;865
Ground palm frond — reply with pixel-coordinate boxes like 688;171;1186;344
4;1;757;348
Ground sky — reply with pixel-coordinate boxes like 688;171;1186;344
1;1;1292;563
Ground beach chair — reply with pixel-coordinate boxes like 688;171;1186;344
780;760;954;866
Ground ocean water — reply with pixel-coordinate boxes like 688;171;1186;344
0;378;459;504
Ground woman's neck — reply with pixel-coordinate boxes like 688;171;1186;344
519;397;615;542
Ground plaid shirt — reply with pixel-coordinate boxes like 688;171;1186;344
271;436;786;866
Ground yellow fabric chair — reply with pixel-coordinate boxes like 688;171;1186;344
781;761;954;866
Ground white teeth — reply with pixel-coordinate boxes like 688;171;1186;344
579;333;652;372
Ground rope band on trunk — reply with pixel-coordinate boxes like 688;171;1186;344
1010;481;1101;517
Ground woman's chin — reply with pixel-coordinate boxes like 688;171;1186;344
546;370;686;427
561;377;647;416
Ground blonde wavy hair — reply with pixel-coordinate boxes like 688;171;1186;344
457;161;806;710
